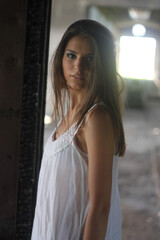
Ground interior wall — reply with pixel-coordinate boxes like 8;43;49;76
0;0;27;238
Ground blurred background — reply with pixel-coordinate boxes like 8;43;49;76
0;0;159;239
44;1;160;239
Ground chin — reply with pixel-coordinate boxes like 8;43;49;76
69;83;85;90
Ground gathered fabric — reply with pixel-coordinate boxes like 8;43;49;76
31;102;122;240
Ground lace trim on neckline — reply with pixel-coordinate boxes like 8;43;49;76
44;101;105;157
44;122;77;157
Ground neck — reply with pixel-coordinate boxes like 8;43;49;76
69;88;85;110
64;89;84;126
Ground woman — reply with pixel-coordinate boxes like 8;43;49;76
31;19;126;240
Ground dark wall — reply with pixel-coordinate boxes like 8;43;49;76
0;0;28;238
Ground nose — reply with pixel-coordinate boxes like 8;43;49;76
74;57;84;74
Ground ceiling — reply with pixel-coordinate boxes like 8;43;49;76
99;7;137;22
98;7;160;23
86;0;160;9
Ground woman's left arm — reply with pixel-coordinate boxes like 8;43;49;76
83;108;114;240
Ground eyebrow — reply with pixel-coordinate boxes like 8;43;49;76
66;49;94;55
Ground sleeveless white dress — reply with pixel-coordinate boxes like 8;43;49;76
31;103;122;240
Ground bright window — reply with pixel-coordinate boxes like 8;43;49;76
119;36;156;80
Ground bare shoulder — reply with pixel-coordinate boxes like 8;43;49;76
77;104;114;154
84;104;113;133
83;104;115;160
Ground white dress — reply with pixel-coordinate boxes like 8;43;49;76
31;103;122;240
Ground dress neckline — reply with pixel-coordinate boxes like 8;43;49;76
51;121;77;143
51;101;104;143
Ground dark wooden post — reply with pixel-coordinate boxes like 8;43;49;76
16;0;51;239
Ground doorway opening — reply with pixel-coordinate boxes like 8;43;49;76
118;36;157;80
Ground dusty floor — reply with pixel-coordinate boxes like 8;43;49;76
44;99;160;240
120;100;160;240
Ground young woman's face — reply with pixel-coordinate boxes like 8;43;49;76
62;36;94;91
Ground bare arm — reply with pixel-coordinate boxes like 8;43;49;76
83;107;114;240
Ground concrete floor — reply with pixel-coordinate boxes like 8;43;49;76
44;98;160;240
120;99;160;240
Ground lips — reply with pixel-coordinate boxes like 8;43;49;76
71;74;85;80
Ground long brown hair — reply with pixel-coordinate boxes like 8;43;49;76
52;19;126;156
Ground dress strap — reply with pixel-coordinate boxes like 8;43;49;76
73;101;104;136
